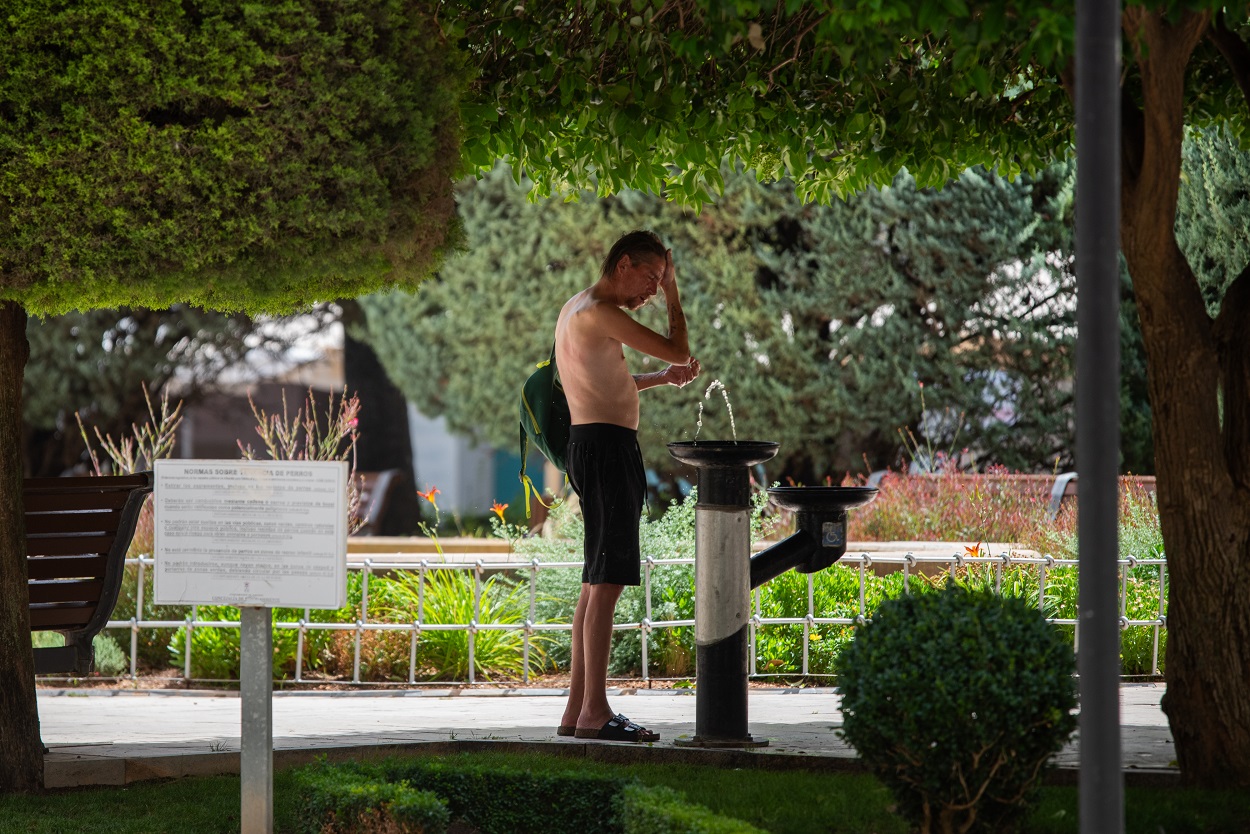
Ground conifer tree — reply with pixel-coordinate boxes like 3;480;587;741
359;163;1079;483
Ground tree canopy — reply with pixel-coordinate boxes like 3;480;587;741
0;0;468;314
454;0;1080;204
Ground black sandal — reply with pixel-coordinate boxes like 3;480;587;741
574;714;660;742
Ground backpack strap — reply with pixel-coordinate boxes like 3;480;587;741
519;343;564;519
519;418;560;518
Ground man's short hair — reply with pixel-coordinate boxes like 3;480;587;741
602;230;666;278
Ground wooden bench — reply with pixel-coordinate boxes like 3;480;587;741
25;472;154;675
352;469;422;536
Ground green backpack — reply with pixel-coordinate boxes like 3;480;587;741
519;345;570;515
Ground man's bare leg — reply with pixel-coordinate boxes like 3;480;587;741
561;582;624;731
559;585;591;730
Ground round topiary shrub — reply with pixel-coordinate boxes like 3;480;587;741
836;584;1077;834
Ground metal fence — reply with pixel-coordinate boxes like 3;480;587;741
96;549;1167;686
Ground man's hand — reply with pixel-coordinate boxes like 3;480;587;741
666;358;701;388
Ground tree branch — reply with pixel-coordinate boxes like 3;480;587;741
1207;12;1250;113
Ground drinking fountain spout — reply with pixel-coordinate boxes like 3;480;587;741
748;486;880;589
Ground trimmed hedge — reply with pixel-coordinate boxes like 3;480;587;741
294;766;448;834
622;784;767;834
837;584;1078;834
379;758;624;834
291;757;763;834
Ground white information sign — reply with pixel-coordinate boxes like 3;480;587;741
153;459;348;609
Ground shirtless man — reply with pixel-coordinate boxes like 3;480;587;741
555;230;701;742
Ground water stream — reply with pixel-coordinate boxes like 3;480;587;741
692;379;737;442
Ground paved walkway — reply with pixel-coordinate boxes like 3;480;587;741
37;683;1176;789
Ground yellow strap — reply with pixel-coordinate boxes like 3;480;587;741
522;475;557;518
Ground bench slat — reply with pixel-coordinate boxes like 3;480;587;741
28;580;105;605
25;491;133;513
27;555;107;581
24;534;117;558
25;510;123;536
23;473;152;493
30;605;96;629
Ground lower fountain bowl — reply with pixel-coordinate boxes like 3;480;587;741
767;486;879;513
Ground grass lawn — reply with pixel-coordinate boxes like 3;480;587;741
1;752;1247;834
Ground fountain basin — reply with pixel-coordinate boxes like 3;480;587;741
767;486;879;513
750;485;880;586
668;441;779;507
667;440;779;469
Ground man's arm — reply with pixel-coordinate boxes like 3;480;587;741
634;359;702;391
658;250;689;361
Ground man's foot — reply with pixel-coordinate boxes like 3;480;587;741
573;713;660;742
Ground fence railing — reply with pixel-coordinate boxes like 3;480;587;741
93;548;1167;686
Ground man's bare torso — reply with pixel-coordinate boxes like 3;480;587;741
555;289;640;430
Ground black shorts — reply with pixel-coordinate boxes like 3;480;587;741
566;423;645;586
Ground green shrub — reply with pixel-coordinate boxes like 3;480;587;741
110;564;198;670
290;758;765;834
169;605;296;680
293;763;449;834
380;757;625;834
836;585;1078;834
621;784;768;834
370;568;550;681
91;633;128;677
169;595;356;680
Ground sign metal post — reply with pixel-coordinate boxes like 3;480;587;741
154;460;348;834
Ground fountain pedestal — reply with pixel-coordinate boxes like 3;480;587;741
667;441;878;748
668;441;779;748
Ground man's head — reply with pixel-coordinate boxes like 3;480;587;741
602;230;666;309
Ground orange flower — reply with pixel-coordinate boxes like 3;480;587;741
417;487;441;508
491;502;508;521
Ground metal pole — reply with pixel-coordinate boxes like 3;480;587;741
240;606;274;834
1076;0;1124;831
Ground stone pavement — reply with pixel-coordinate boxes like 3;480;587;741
36;683;1176;790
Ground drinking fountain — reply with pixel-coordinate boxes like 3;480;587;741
667;440;878;748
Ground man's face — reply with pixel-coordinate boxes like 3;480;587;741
618;254;663;310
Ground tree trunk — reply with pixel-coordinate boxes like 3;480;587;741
1120;8;1250;787
0;301;43;792
339;299;423;535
